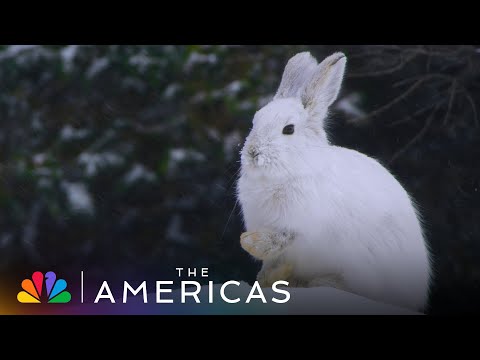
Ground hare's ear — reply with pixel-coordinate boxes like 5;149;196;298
274;52;318;100
302;52;346;118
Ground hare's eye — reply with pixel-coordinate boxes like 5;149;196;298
282;124;295;135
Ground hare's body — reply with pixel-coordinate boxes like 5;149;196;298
238;144;431;311
237;52;432;312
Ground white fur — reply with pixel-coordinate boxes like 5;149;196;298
237;52;432;312
274;52;318;100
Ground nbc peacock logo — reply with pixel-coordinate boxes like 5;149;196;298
17;271;72;303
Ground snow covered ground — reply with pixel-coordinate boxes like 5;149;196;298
259;285;421;315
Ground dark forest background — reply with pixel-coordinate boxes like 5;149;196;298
0;45;479;314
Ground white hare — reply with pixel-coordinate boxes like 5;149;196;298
237;51;432;311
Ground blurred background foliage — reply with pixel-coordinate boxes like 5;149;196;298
0;45;479;313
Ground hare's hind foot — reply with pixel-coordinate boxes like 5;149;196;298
308;273;348;292
257;262;294;288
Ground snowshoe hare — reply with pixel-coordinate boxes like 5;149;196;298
237;51;432;311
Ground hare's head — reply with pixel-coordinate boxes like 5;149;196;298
241;51;347;176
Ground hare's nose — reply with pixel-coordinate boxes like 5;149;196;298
248;148;260;159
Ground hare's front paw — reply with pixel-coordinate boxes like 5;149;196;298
240;230;295;260
240;231;270;260
258;263;293;288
